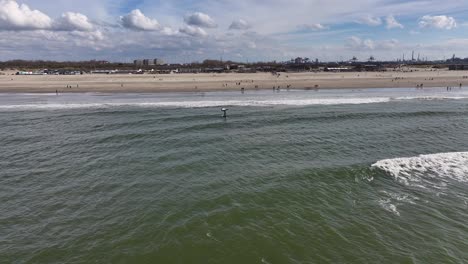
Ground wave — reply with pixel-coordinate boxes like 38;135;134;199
0;98;391;110
1;93;468;111
394;96;468;101
372;152;468;187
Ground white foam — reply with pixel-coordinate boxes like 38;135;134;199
378;199;400;216
2;90;468;111
379;191;419;204
395;96;468;101
372;152;468;186
0;98;391;110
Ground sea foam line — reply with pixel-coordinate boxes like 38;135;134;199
1;94;468;110
0;98;391;110
394;96;468;101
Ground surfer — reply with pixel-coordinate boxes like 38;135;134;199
221;108;228;118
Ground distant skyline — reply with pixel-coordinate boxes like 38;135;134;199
1;0;468;63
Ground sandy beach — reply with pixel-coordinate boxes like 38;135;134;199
1;69;467;93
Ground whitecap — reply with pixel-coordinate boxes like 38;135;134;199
378;199;400;216
372;152;468;187
0;98;392;111
394;96;468;101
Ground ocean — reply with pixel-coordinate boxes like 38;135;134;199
1;88;468;263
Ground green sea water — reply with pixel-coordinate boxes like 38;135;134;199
1;89;468;263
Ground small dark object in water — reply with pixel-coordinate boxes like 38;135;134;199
221;108;228;118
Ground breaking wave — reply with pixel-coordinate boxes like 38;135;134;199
394;96;468;101
372;152;468;187
1;91;468;111
0;98;391;110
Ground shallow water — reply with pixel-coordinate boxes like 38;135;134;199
1;88;468;263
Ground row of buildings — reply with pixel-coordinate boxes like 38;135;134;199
134;59;165;67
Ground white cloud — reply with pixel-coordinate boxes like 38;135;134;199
379;39;399;49
184;12;217;28
121;9;161;31
419;15;457;30
53;12;93;31
445;38;468;46
71;30;104;41
0;1;93;32
357;15;382;26
229;19;251;30
386;15;403;29
247;41;256;49
179;25;207;37
363;39;375;49
346;36;399;51
160;27;177;36
298;23;327;31
0;0;52;30
2;0;468;62
347;36;366;49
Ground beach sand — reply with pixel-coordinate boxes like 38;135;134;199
1;69;467;93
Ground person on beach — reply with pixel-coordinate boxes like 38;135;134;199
56;90;58;96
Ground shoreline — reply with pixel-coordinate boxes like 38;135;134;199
1;71;467;93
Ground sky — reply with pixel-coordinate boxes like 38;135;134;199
1;0;468;63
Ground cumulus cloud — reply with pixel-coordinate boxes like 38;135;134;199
347;36;374;49
71;30;104;41
120;9;161;31
298;23;327;31
419;15;457;29
379;39;399;49
179;25;207;37
386;15;403;29
184;12;217;28
347;36;401;51
0;0;94;32
357;15;382;26
0;0;52;30
160;27;177;36
53;12;93;31
229;19;251;30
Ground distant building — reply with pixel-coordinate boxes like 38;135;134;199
294;57;304;64
154;59;165;65
134;58;165;66
134;60;143;66
363;64;384;72
178;68;201;74
143;59;154;66
449;65;468;71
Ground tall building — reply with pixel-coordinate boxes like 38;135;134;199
143;59;155;66
134;58;165;66
154;59;165;65
134;60;143;66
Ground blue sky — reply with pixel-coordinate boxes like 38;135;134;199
1;0;468;62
